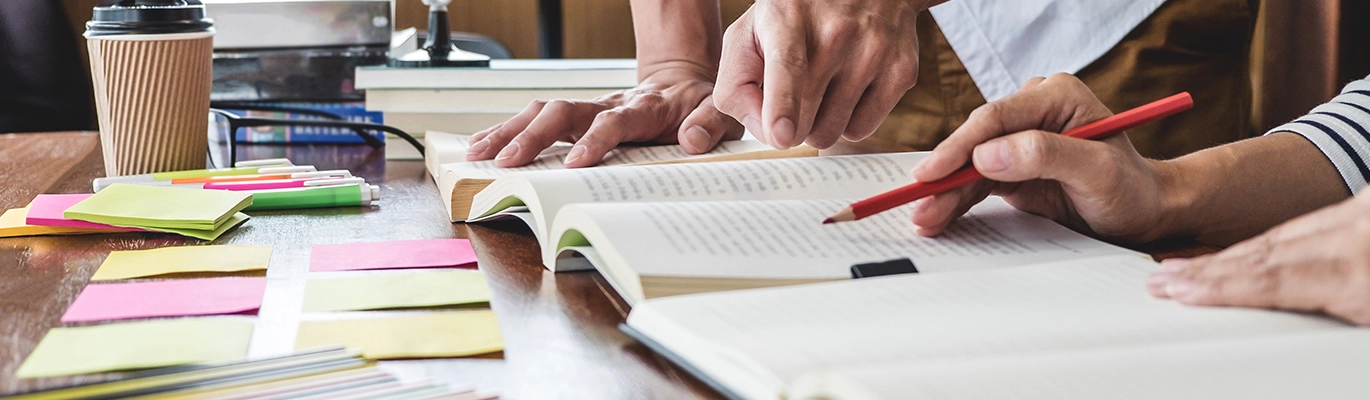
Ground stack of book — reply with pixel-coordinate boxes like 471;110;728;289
355;59;638;160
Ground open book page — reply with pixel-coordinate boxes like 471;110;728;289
792;329;1370;399
556;196;1144;279
468;152;930;247
627;256;1348;400
439;137;778;181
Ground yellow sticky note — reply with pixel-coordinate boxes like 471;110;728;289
92;245;272;281
138;212;250;241
295;311;503;359
302;271;491;312
15;317;254;378
63;184;252;231
0;207;110;238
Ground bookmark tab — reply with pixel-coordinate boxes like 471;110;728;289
309;239;477;272
62;278;268;322
850;258;919;279
295;311;503;359
15;317;254;378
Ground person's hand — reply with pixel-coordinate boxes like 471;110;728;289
713;0;927;150
1146;194;1370;326
908;74;1177;243
465;65;743;168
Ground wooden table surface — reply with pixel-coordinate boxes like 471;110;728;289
0;132;1217;399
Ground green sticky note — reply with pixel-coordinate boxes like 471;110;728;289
15;317;254;378
302;270;491;312
295;311;503;359
92;245;273;281
64;184;253;231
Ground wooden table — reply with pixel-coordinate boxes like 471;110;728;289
0;132;1216;399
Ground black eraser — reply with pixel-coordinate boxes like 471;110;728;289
850;258;919;279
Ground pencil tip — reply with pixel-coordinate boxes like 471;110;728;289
822;218;834;224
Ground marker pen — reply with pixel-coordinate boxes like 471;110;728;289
234;158;292;168
170;169;351;185
243;184;381;211
93;165;316;191
205;177;365;191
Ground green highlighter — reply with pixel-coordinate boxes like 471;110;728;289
244;184;380;211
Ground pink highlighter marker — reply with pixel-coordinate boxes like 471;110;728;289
204;177;365;191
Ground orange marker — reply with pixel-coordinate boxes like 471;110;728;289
824;92;1193;224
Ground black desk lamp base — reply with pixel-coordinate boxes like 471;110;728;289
389;8;489;68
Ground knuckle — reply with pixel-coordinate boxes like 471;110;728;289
769;48;808;72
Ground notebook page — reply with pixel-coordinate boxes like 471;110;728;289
572;197;1143;279
629;256;1348;387
797;329;1370;399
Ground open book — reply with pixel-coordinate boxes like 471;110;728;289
424;131;817;221
623;255;1366;400
466;152;1146;304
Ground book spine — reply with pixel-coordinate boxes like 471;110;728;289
228;102;385;144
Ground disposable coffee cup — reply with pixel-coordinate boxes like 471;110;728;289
86;0;215;176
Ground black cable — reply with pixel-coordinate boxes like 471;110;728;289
210;108;425;165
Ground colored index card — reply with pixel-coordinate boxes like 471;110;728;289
1;207;113;238
15;317;254;378
302;271;490;312
26;194;145;232
295;311;503;359
91;245;273;281
309;239;477;272
62;277;268;322
63;184;253;231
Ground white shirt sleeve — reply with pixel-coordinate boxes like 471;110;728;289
1264;77;1370;194
929;0;1166;102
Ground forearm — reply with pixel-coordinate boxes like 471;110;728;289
630;0;722;81
1156;132;1350;245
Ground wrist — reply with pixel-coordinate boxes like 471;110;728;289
1149;157;1206;242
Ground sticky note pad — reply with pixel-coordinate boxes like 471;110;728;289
15;317;254;378
63;184;253;231
1;207;114;238
302;271;490;312
309;239;477;272
26;194;145;232
295;311;503;359
63;278;268;322
91;245;272;281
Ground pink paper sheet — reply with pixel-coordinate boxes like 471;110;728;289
26;194;145;232
61;277;268;322
309;239;478;272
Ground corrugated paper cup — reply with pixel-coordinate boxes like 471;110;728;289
87;32;213;176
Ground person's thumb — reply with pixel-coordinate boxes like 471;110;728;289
971;130;1120;185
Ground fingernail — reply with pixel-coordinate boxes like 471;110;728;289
742;116;764;144
565;145;587;165
495;141;521;161
1146;271;1175;290
684;126;711;152
467;139;490;155
910;160;928;177
1160;258;1191;273
771;118;796;148
974;140;1011;172
1166;280;1196;301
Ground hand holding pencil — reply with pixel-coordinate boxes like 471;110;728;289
835;74;1195;244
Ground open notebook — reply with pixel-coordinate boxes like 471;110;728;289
424;131;816;221
623;255;1368;400
467;152;1145;304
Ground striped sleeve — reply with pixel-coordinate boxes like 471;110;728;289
1265;77;1370;194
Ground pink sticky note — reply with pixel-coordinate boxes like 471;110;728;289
26;194;146;232
309;239;478;272
61;277;267;323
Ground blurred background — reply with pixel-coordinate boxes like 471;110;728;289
2;0;1368;137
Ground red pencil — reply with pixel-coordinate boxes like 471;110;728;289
823;92;1193;224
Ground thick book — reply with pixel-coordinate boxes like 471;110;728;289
365;88;624;114
466;152;1146;304
623;255;1368;400
425;132;815;221
355;59;638;90
214;102;384;144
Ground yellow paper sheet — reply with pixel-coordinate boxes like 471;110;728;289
302;270;491;312
63;184;253;230
0;207;110;238
91;245;273;281
136;212;250;241
15;317;254;378
295;311;503;359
